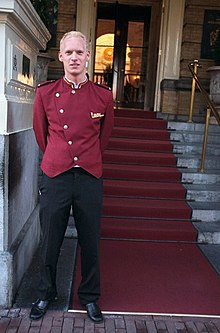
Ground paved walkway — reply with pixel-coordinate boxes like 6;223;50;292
1;308;220;332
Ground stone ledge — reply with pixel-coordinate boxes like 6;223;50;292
160;78;210;91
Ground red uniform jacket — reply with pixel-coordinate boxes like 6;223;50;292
33;78;114;178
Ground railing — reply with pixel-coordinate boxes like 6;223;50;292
188;60;220;172
94;72;112;87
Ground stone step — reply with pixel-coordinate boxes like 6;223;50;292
199;244;220;275
177;154;220;169
168;121;220;133
172;141;220;155
189;201;220;222
181;167;220;184
185;183;220;202
194;222;220;244
157;112;206;124
170;130;220;144
162;118;220;244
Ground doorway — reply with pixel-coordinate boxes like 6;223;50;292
94;2;160;109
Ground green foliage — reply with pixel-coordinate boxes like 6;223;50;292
31;0;58;26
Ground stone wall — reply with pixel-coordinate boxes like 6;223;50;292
0;0;50;307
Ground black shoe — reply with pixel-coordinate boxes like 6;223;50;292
29;299;51;320
85;302;103;323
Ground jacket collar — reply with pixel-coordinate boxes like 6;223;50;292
63;76;88;89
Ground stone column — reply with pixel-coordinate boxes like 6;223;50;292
76;0;97;79
0;0;50;307
154;0;185;111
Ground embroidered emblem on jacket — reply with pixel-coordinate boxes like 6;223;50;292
90;112;105;119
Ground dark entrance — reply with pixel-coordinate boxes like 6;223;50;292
94;2;160;109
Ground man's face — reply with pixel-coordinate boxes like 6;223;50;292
58;36;90;81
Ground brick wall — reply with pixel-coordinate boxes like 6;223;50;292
181;0;220;79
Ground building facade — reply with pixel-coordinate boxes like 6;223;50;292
46;0;220;117
0;0;220;308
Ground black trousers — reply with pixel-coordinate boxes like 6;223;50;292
37;167;103;304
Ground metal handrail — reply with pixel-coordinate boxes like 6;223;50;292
188;63;220;125
188;60;200;123
188;61;220;172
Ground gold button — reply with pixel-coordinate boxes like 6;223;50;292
63;125;68;129
55;92;60;97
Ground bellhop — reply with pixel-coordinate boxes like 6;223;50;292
33;78;114;178
30;31;114;323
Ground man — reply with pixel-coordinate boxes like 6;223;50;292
30;31;114;323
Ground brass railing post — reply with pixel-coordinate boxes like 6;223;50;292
199;107;211;172
188;61;220;173
188;60;200;123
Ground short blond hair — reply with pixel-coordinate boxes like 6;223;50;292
59;31;89;51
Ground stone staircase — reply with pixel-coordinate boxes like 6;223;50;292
67;113;220;245
166;119;220;244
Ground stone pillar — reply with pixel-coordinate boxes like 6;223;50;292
76;0;97;79
0;0;50;307
154;0;185;111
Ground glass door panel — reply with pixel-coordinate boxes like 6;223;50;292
125;21;146;105
94;3;151;108
94;19;114;87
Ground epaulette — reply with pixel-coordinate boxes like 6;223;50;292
37;80;56;88
94;82;111;90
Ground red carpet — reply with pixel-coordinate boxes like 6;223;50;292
104;179;186;198
108;137;173;152
72;240;220;316
103;196;191;220
103;150;177;166
103;163;182;182
70;108;220;316
114;116;167;129
101;217;196;241
112;126;170;140
101;108;196;242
